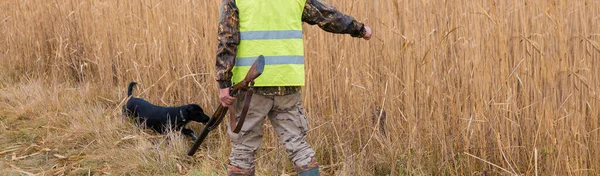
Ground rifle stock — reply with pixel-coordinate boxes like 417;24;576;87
188;55;265;156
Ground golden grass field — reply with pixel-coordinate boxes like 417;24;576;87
1;0;599;175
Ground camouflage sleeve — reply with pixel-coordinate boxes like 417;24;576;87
215;0;239;89
302;0;366;38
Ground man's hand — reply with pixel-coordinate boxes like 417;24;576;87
363;26;372;40
219;87;236;107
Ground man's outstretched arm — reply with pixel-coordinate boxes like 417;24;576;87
302;0;372;40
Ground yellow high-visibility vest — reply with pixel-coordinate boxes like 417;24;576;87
232;0;307;86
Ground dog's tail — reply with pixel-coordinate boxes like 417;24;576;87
127;82;137;97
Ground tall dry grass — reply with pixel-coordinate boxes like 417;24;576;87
1;0;599;175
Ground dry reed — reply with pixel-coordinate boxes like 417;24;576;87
1;0;599;175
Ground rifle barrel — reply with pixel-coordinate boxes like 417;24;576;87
187;105;227;156
187;124;211;156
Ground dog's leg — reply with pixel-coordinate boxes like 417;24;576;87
121;107;128;122
181;128;197;140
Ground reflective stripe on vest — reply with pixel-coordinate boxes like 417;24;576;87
240;31;303;40
232;0;307;87
235;56;304;66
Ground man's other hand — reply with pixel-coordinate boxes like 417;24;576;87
363;26;372;40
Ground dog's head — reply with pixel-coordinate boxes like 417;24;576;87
184;104;210;124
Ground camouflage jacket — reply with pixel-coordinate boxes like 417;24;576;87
216;0;367;96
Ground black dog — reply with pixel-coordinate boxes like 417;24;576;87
123;82;210;140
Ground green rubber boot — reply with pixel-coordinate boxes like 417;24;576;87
295;157;319;176
298;167;320;176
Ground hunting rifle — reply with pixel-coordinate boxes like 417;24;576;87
187;55;265;156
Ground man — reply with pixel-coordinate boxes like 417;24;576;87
215;0;372;175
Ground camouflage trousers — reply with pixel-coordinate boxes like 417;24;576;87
228;91;316;171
